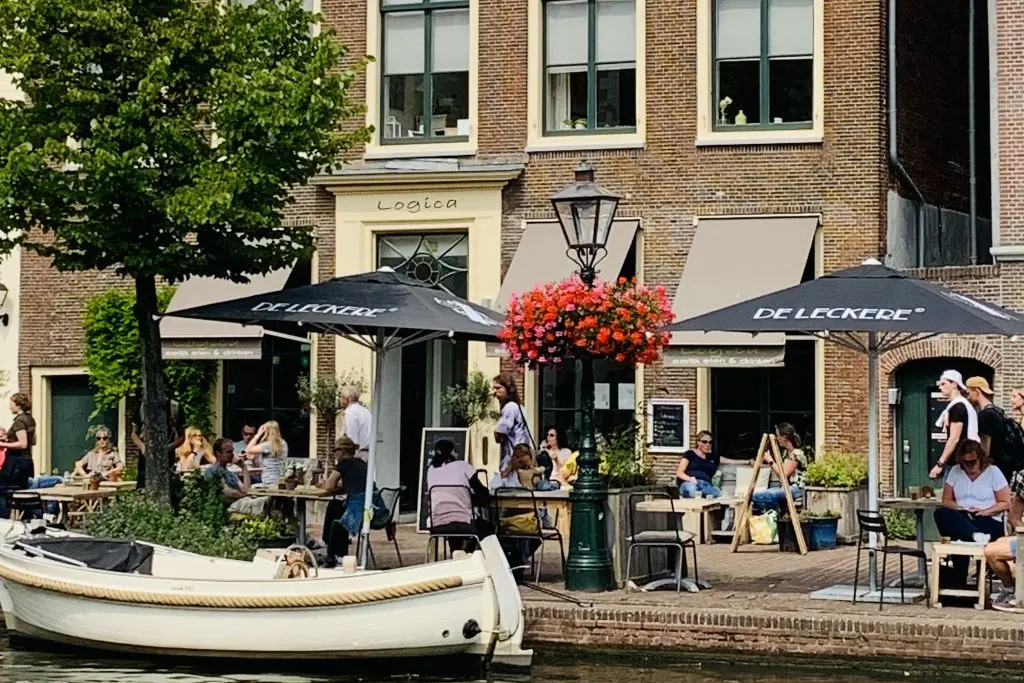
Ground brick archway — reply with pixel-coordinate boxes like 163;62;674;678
876;337;1002;494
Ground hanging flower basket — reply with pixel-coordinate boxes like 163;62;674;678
499;276;674;367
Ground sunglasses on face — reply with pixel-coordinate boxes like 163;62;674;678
698;439;712;445
96;436;109;441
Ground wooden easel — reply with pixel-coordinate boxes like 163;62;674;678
730;433;807;555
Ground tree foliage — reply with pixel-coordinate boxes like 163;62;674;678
0;0;370;501
82;287;217;433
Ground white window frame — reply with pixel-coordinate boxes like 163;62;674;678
696;0;824;146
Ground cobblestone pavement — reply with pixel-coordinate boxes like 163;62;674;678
312;521;1019;624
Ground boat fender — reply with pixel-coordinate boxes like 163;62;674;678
462;619;482;640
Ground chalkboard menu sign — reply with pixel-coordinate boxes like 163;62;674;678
646;399;690;454
416;427;471;533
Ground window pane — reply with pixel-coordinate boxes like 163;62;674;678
769;57;812;123
432;72;469;133
596;0;635;64
541;363;581;412
767;341;815;411
432;8;469;73
716;0;760;60
383;0;422;5
717;59;760;124
712;367;763;410
383;11;425;75
769;0;813;56
546;68;588;131
596;65;635;127
546;0;588;66
383;73;425;139
713;412;763;460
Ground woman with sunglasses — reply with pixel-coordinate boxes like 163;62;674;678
676;430;721;499
74;425;124;480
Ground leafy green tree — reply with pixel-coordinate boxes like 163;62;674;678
0;0;370;502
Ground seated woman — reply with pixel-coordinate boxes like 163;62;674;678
751;423;808;514
425;439;493;550
535;426;572;486
676;430;721;499
319;436;387;566
935;438;1010;585
174;427;215;473
74;426;124;481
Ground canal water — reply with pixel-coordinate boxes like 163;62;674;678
0;643;1001;683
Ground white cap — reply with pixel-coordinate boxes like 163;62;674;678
939;369;966;390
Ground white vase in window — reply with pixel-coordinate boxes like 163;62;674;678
735;110;747;125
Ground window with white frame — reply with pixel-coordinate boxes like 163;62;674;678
380;0;470;143
543;0;636;134
714;0;813;130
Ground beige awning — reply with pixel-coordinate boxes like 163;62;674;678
495;220;639;312
670;216;818;351
160;268;294;360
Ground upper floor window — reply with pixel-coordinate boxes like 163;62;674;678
380;0;470;144
543;0;636;135
713;0;813;130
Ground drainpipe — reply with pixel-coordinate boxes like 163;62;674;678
969;0;978;264
888;0;926;267
988;0;1000;253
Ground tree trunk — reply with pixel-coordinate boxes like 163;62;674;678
135;274;172;504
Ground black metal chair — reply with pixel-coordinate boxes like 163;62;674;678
360;485;405;569
853;509;929;610
426;484;482;562
625;492;696;591
0;485;41;522
491;487;566;582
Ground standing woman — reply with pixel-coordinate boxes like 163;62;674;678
0;393;37;494
491;373;530;486
247;420;288;486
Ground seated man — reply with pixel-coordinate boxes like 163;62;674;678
986;535;1019;611
204;437;266;517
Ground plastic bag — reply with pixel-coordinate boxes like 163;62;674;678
748;510;778;545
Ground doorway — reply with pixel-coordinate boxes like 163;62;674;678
49;375;119;476
894;357;994;539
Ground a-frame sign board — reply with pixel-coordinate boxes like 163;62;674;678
730;433;807;555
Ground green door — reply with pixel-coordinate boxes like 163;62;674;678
49;375;119;476
895;358;994;540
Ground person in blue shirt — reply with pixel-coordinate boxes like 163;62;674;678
676;430;721;499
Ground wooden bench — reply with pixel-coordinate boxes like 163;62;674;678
931;542;988;610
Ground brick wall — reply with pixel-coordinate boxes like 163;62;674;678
996;0;1024;247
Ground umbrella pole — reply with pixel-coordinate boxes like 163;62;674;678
867;332;880;594
358;336;386;569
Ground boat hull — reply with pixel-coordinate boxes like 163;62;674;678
0;535;532;668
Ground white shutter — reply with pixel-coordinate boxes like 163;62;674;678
432;8;470;73
384;11;425;75
596;0;636;64
546;0;589;67
716;0;761;60
769;0;813;56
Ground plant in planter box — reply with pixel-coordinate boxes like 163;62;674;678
440;369;500;427
599;415;655;489
882;509;916;541
804;452;868;545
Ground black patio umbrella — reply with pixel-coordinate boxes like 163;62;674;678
668;258;1024;591
162;268;504;567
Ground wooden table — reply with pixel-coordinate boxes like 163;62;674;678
494;489;571;541
15;485;119;526
99;480;137;491
930;541;988;609
879;497;943;585
252;486;333;547
636;497;739;545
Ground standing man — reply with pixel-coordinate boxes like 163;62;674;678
340;386;372;461
967;377;1010;478
929;370;978;480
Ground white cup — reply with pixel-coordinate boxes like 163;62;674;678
973;532;990;545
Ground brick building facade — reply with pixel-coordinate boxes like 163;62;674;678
6;1;1018;499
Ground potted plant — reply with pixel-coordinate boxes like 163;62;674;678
562;117;587;130
799;509;842;551
803;451;868;544
296;374;341;462
777;512;808;553
283;461;307;491
440;369;500;427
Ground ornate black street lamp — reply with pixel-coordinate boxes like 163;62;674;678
551;162;619;592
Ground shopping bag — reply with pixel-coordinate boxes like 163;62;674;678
748;510;778;545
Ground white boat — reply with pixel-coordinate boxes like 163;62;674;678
0;533;532;669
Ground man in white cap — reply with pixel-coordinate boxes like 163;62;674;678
930;369;979;480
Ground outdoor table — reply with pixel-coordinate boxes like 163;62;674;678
15;484;119;526
494;488;571;541
99;480;137;491
878;497;943;586
252;485;333;547
930;541;988;609
636;497;736;546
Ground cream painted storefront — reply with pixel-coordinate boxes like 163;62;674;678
315;166;521;493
